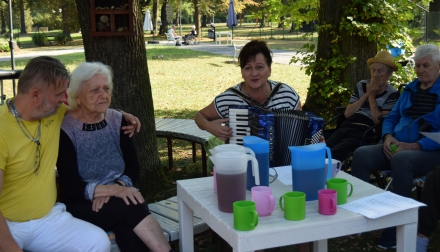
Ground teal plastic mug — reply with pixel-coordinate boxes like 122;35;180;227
279;191;306;221
233;200;259;231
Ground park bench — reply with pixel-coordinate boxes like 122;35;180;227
155;118;211;177
232;40;250;62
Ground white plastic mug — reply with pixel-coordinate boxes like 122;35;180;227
325;159;342;178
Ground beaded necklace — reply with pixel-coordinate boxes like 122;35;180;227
7;99;41;174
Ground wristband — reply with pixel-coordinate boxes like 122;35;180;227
115;181;125;187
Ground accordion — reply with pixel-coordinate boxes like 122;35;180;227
227;106;324;167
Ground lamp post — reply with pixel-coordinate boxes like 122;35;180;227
7;0;16;96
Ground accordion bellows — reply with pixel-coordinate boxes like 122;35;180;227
228;106;323;167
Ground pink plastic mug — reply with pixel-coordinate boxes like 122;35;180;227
251;186;275;217
318;189;337;215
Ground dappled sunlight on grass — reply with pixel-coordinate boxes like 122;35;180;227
147;46;310;119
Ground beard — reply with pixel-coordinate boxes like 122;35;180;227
33;95;60;119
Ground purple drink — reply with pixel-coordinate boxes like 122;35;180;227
216;172;246;213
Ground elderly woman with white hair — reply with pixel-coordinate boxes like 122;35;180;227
183;25;196;45
56;62;173;252
352;44;440;249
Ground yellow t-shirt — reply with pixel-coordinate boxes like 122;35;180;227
0;101;66;222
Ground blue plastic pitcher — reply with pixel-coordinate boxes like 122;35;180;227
289;143;332;201
244;136;270;190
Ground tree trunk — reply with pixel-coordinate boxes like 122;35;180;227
152;0;158;34
303;0;376;116
61;2;73;41
1;2;6;34
160;0;168;34
75;0;168;194
289;22;295;32
19;0;26;34
340;33;376;88
202;14;207;27
192;0;200;38
278;16;284;28
427;0;440;40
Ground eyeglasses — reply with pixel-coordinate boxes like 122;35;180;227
269;168;278;183
34;141;41;174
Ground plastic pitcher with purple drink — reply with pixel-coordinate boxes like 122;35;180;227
209;144;255;192
210;151;259;213
289;143;332;201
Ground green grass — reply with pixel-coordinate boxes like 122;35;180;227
146;46;310;118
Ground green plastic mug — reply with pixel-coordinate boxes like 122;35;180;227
233;200;259;231
390;144;398;154
279;191;306;221
327;178;353;205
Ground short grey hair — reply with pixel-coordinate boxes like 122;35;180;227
414;44;440;65
18;56;70;94
68;62;113;110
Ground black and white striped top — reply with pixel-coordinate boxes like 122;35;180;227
348;79;398;121
214;80;301;118
407;85;437;120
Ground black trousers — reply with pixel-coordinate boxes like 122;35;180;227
418;167;440;237
325;125;373;162
66;197;151;252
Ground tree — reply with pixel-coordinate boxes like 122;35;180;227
29;0;79;37
193;0;200;36
427;0;440;40
266;0;426;118
159;0;168;34
18;0;26;34
75;0;168;194
60;0;77;40
1;2;6;34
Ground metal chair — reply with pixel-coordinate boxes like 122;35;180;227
0;70;22;105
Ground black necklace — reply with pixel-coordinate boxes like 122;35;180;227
82;119;108;131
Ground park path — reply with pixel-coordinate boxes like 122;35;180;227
176;42;302;66
0;48;85;62
0;41;302;66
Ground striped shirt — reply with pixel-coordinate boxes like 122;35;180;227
343;80;398;126
214;80;301;118
407;85;437;120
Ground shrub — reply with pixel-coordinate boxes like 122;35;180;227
32;33;47;46
0;42;10;52
54;32;67;45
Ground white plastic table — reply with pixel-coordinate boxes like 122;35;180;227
215;32;232;45
177;171;418;252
